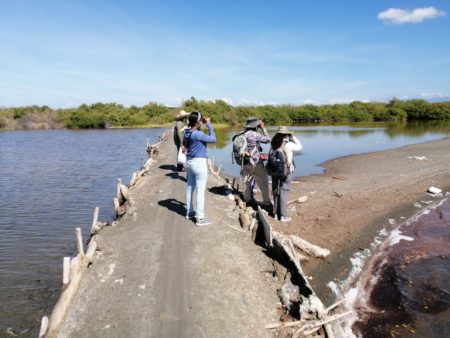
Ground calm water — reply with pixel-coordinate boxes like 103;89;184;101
208;121;450;177
0;122;449;336
0;128;164;336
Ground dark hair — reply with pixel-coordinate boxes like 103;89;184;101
188;111;201;127
271;133;286;150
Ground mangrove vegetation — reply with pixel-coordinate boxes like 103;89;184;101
1;97;450;130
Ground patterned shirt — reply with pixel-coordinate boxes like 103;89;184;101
244;128;271;163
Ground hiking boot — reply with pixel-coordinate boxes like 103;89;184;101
196;219;213;227
280;216;292;222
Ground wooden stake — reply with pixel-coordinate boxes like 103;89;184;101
116;178;122;204
39;316;49;338
85;240;97;264
47;255;83;337
75;228;84;256
63;257;70;286
129;172;137;187
90;207;99;235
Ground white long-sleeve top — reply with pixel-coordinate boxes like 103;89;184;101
282;135;303;173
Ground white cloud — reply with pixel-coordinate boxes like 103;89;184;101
378;7;446;24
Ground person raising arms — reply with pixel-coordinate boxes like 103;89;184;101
183;111;216;226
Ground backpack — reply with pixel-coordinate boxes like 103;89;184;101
232;131;253;165
266;148;289;177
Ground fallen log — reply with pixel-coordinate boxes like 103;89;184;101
289;234;330;258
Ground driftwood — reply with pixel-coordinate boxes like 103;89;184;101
289;235;330;258
271;232;337;337
288;195;308;205
62;257;70;286
294;311;353;337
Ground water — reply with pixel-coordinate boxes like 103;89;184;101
208;121;450;177
0;122;449;336
0;128;164;336
353;196;450;338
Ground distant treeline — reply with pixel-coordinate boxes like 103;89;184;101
1;97;449;130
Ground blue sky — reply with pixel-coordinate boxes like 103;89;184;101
1;0;449;107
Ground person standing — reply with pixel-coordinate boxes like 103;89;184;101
270;126;303;222
184;111;216;226
173;110;189;171
241;117;272;207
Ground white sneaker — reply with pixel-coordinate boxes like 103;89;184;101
196;219;213;227
280;216;292;222
185;212;195;219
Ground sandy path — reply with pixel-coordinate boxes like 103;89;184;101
58;140;280;337
277;137;450;303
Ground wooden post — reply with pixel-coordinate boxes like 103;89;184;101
39;316;48;338
90;207;99;235
85;240;97;265
129;171;137;187
113;197;120;212
63;257;70;286
116;178;122;203
75;228;84;256
47;255;83;337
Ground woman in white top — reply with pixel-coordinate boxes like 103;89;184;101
270;126;303;222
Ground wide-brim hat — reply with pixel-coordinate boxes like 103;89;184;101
175;110;189;121
245;116;261;128
276;126;293;135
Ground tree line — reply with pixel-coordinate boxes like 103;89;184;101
1;97;449;130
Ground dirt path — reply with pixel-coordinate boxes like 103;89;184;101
59;140;280;337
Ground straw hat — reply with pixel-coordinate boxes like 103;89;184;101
175;110;189;121
276;126;293;134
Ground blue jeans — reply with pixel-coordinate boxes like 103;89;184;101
186;158;208;220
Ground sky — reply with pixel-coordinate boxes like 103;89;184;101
1;0;449;108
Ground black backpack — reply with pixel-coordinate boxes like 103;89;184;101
266;149;289;177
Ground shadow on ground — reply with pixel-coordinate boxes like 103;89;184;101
159;164;178;171
158;198;187;217
165;172;187;182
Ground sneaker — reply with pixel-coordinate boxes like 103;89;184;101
185;212;195;219
261;201;272;207
280;216;292;222
196;219;213;227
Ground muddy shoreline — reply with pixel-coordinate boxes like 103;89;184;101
273;137;450;304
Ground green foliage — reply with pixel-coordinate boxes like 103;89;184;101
1;98;450;130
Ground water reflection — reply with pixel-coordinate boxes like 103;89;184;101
208;121;450;178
